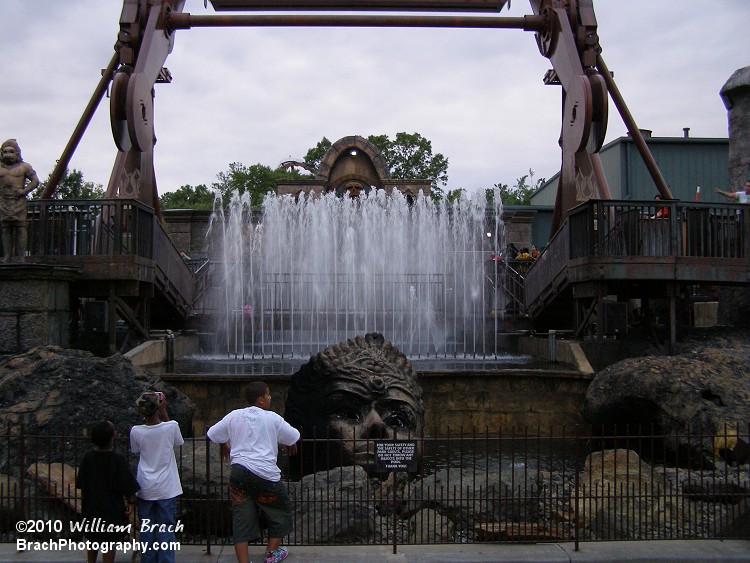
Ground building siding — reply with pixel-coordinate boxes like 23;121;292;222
530;136;728;205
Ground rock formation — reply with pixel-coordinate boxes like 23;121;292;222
583;337;750;468
0;346;194;473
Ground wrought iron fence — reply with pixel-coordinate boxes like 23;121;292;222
1;424;748;550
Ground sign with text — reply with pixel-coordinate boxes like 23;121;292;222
374;440;418;472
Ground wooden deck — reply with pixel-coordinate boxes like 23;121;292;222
25;199;194;352
524;199;750;352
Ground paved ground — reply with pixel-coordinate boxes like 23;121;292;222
2;540;749;562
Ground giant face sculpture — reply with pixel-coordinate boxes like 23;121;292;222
285;333;424;477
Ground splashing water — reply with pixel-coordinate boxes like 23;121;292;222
208;189;504;358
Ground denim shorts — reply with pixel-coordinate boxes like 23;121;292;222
228;464;293;543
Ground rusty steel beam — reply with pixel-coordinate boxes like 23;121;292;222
165;12;545;31
596;55;673;201
208;0;510;11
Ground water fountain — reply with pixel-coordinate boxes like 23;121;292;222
207;187;505;360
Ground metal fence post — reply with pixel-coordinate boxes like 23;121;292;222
548;330;557;364
205;430;212;555
574;433;580;551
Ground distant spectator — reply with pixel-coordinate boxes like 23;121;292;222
653;195;670;218
516;247;532;274
179;251;191;261
530;245;540;260
516;247;532;261
715;180;750;204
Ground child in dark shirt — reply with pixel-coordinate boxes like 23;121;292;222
76;421;140;563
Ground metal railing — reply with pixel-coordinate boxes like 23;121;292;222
2;424;748;549
25;199;194;316
27;199;155;259
525;199;750;311
486;259;528;316
568;200;748;260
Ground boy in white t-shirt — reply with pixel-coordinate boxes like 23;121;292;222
130;391;184;563
207;382;300;563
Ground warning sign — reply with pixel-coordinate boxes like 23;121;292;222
374;440;418;472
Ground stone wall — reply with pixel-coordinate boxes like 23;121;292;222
0;265;78;354
161;209;213;256
720;66;750;191
502;208;535;251
165;370;591;436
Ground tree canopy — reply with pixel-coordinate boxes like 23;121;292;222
159;163;308;210
302;137;332;171
368;132;449;192
152;133;541;210
485;170;545;206
159;184;214;210
33;169;104;200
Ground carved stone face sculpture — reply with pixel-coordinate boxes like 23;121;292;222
1;140;21;165
285;332;424;477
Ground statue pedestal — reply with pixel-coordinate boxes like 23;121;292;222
0;264;79;354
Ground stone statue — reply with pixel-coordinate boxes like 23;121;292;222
285;332;424;478
0;139;38;262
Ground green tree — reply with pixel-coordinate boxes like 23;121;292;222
212;163;276;208
213;162;310;208
486;170;545;206
302;137;332;171
33;169;104;200
159;184;215;210
368;132;449;198
445;188;465;203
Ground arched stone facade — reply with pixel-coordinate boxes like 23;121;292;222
276;135;431;198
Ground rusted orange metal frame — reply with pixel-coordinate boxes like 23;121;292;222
165;13;545;30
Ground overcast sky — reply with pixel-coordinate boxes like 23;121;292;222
2;1;747;196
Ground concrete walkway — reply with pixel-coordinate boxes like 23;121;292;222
2;540;749;562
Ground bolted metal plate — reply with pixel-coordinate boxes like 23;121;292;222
110;71;132;152
562;75;593;154
126;72;154;152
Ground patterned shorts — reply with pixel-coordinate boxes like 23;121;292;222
228;464;293;543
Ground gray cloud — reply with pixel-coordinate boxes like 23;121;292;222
2;0;746;195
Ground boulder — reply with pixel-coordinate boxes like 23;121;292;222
27;462;80;513
582;347;750;467
404;462;540;528
576;449;678;540
0;346;194;473
410;508;453;543
291;465;383;544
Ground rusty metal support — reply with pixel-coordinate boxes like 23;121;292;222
166;13;545;31
596;55;673;201
42;52;120;199
209;0;510;11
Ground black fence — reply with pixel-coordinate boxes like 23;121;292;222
2;424;748;550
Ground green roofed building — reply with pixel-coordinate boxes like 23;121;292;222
518;132;729;248
530;131;729;207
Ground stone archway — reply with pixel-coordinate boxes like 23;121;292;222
316;135;390;192
275;134;431;197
